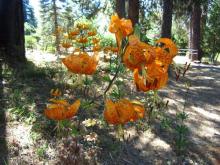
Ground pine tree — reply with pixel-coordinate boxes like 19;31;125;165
40;0;63;53
71;0;103;19
23;0;37;27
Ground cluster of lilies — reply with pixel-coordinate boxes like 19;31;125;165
103;14;178;125
44;14;178;126
44;89;80;120
61;22;100;75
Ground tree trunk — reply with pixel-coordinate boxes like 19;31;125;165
0;0;26;66
0;58;8;165
115;0;125;18
200;0;209;60
188;14;193;60
161;0;173;38
190;2;202;61
128;0;139;26
52;0;60;54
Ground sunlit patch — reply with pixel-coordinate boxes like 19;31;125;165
191;106;220;122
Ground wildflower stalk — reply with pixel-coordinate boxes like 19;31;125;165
83;75;89;99
56;121;62;138
104;63;121;100
116;124;124;140
103;39;127;100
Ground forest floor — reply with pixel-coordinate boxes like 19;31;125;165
0;50;220;165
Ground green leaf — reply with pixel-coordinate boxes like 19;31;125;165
134;24;141;39
103;75;111;82
71;127;79;136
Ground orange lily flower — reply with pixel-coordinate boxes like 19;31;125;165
104;99;145;125
131;101;145;121
69;29;80;37
133;62;168;92
104;100;120;124
109;14;133;47
88;31;97;36
155;38;178;66
123;35;155;71
93;45;101;52
62;51;99;75
61;42;72;49
92;38;100;44
44;99;80;120
76;37;88;44
156;38;178;57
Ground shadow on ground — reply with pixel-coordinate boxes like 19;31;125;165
1;60;220;164
1;61;67;163
156;65;220;164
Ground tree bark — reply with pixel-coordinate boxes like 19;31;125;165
0;0;26;65
190;2;202;61
0;58;8;165
52;0;60;54
188;14;193;59
200;0;209;60
115;0;125;18
128;0;139;26
161;0;173;38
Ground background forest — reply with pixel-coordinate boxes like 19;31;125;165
23;0;220;63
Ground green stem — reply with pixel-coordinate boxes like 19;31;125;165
104;63;121;100
57;121;61;137
84;75;89;99
116;124;124;140
103;39;127;99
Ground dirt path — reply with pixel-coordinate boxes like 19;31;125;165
110;64;220;165
163;64;220;164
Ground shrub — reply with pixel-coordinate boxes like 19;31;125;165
25;35;37;50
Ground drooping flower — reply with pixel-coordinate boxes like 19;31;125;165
93;45;101;52
104;100;120;125
69;29;80;37
92;38;100;44
156;38;178;56
115;99;137;124
130;100;145;121
76;37;88;44
133;62;168;91
44;99;80;120
155;38;178;66
62;51;99;75
109;14;133;47
88;30;97;36
104;99;145;125
61;42;72;49
123;35;155;71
